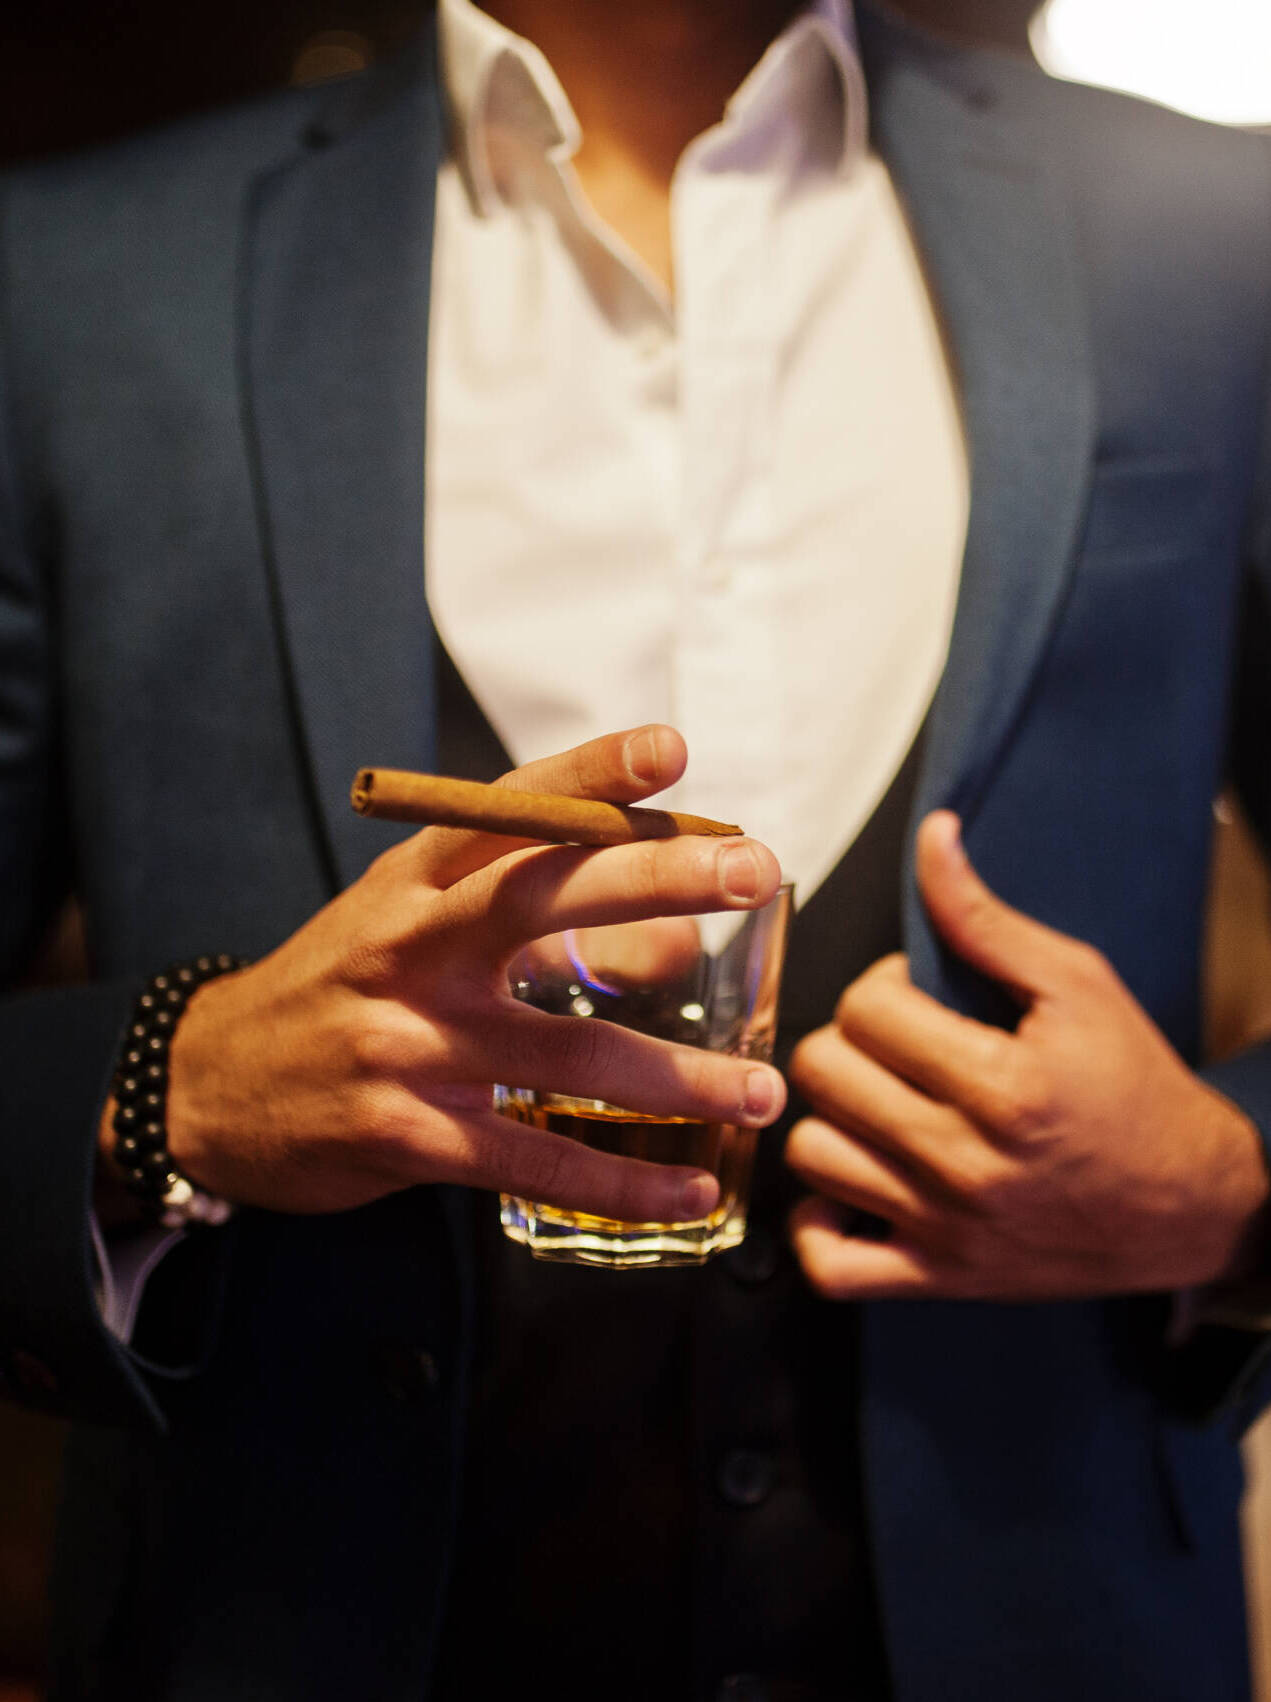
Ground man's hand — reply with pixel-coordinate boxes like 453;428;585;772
98;726;785;1221
787;811;1271;1300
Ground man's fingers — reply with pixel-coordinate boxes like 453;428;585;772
416;724;689;887
790;1022;950;1177
785;1116;926;1224
915;811;1083;1002
446;834;782;961
504;723;687;803
833;956;1027;1125
789;1194;935;1299
426;1106;722;1223
488;1005;786;1129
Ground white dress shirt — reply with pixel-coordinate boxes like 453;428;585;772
427;0;968;904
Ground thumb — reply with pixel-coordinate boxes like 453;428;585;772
915;812;1074;1001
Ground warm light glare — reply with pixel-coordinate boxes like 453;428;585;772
1031;0;1271;127
290;30;374;88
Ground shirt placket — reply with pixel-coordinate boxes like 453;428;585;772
670;95;789;842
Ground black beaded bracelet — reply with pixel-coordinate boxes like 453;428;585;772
111;954;249;1228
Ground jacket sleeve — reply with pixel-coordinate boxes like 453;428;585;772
0;192;176;1430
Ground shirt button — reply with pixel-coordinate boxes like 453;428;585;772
373;1341;441;1405
723;1226;781;1286
716;1447;774;1508
716;1676;769;1702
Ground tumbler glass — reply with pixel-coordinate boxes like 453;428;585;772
495;884;792;1268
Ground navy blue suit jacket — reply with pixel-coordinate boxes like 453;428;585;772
2;8;1271;1698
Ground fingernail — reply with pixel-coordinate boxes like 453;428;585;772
623;728;661;785
720;843;761;902
679;1172;720;1221
740;1067;779;1126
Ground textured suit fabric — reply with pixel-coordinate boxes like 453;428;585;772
0;7;1269;1698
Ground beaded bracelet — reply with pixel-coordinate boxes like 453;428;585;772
111;954;249;1229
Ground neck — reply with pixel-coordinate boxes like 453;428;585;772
481;0;806;189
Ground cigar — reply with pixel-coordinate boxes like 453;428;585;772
351;769;743;845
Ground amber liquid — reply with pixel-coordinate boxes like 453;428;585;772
497;1091;757;1263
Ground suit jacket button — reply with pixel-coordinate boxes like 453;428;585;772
716;1447;773;1508
374;1341;441;1404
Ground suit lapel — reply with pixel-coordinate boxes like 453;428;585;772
859;9;1098;1009
242;31;445;893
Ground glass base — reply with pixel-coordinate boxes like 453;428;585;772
499;1194;749;1268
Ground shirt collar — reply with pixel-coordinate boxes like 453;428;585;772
438;0;869;217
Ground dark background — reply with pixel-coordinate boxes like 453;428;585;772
0;1;1038;1694
0;1;1039;167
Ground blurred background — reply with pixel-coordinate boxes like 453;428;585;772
1;0;1270;1696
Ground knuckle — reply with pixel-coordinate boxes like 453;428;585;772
484;844;536;908
972;1024;1015;1080
605;1165;659;1226
519;742;589;799
361;842;407;892
941;1143;1013;1220
517;1137;580;1208
378;837;422;881
994;1057;1056;1141
628;837;665;906
553;1013;619;1086
343;943;396;993
443;1114;503;1188
490;845;582;937
964;889;996;931
345;1007;412;1081
347;1082;422;1169
483;852;533;929
339;903;428;990
679;1044;728;1112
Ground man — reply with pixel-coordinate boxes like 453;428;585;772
1;0;1270;1697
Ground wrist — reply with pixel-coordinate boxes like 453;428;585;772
1197;1089;1271;1286
164;974;234;1190
95;1095;149;1230
109;957;248;1227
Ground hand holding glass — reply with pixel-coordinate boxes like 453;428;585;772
495;884;792;1267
